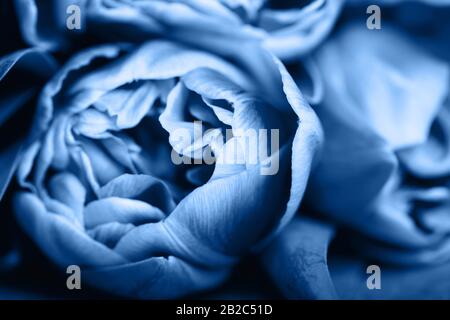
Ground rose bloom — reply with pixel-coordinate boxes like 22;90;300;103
305;22;450;265
14;0;343;61
12;38;322;298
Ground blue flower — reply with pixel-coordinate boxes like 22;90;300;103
0;49;57;202
305;22;450;265
14;0;343;61
12;40;322;298
5;0;450;300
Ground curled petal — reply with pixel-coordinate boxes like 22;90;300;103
308;22;450;265
14;192;125;267
0;49;57;200
262;216;337;299
84;197;165;229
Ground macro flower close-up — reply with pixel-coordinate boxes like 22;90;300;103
12;38;322;298
0;0;449;303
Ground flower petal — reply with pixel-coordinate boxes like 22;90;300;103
14;192;125;267
262;216;337;299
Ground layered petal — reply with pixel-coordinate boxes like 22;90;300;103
13;40;322;298
0;49;57;201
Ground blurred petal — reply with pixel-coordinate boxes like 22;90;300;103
14;0;87;50
329;253;450;299
261;0;344;61
262;216;337;299
0;143;22;202
307;22;450;265
0;49;57;201
83;255;230;299
398;104;450;178
0;48;57;127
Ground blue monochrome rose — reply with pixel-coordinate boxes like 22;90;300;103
305;22;450;265
11;37;322;298
259;4;450;300
13;0;344;110
4;0;450;301
14;0;343;61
